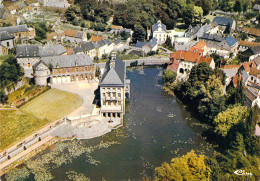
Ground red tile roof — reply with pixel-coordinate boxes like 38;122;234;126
91;36;104;42
170;50;202;63
232;74;239;88
189;41;206;54
243;27;260;37
249;67;260;77
62;29;78;38
239;40;260;47
241;61;256;72
197;56;213;66
167;59;179;72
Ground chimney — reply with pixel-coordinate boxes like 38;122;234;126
110;52;116;69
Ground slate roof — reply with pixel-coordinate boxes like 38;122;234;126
41;54;93;68
147;37;158;48
40;44;67;57
200;33;224;42
152;20;167;33
0;31;14;41
114;38;121;45
0;25;29;34
73;42;95;54
225;36;237;47
185;25;201;38
241;70;249;85
135;41;147;48
100;57;125;86
196;24;212;38
251;46;260;55
212;16;234;26
16;45;40;58
0;6;5;19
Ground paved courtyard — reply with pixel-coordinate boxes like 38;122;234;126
51;80;99;119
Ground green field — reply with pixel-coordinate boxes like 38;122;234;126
0;110;50;151
0;88;82;151
20;88;82;121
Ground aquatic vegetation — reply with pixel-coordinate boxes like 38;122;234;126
5;167;30;181
66;171;90;181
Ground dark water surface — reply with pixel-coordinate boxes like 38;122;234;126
3;67;215;181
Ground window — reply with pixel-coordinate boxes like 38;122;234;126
113;88;116;91
7;42;9;47
251;77;253;81
118;93;121;98
118;101;121;105
108;88;110;91
85;67;88;71
113;92;116;97
57;69;60;73
108;101;111;106
76;68;79;72
117;113;120;118
103;100;105;105
66;68;69;72
108;92;111;97
81;74;83;79
117;88;121;91
103;93;105;97
102;88;105;91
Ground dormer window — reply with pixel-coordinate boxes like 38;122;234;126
75;62;78;66
56;63;59;68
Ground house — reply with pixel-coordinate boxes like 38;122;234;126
189;40;209;56
135;37;158;54
0;25;35;41
253;56;260;69
40;43;67;57
212;16;236;31
33;54;94;86
240;46;260;61
99;52;130;120
73;39;114;59
146;20;171;45
0;31;15;49
17;44;67;69
7;5;17;15
113;38;124;51
221;65;240;85
242;27;260;37
16;45;41;69
43;0;70;9
60;29;87;44
219;36;238;53
167;50;215;79
239;40;260;52
0;44;8;56
91;35;104;42
199;33;224;43
253;4;260;12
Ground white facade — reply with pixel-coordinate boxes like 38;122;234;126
0;39;15;49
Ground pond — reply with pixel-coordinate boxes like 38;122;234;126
3;67;215;181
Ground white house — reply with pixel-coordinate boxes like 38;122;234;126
0;31;15;49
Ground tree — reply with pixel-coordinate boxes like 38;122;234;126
233;0;242;12
224;23;231;34
155;150;211;181
132;24;145;43
194;6;203;23
183;4;195;25
162;69;177;84
0;89;8;104
213;105;248;137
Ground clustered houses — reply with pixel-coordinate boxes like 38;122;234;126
33;54;94;86
99;52;130;120
167;50;215;80
0;25;35;42
73;39;114;59
0;31;15;55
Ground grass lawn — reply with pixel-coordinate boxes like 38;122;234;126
0;88;82;151
20;88;82;121
0;110;50;151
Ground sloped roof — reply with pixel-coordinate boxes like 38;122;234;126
114;38;121;45
100;57;125;86
189;41;206;53
147;37;158;48
152;20;167;33
225;36;237;47
244;88;257;101
241;61;256;72
241;71;249;85
0;25;29;34
111;25;123;30
212;16;234;26
41;54;93;68
239;40;260;47
243;27;260;37
136;41;147;48
171;50;202;62
73;41;96;53
223;65;240;69
16;45;40;58
200;33;224;42
92;35;104;42
62;29;84;38
222;68;238;78
196;24;212;38
197;56;213;66
185;25;201;38
249;67;260;77
40;44;66;57
0;31;14;41
251;46;260;55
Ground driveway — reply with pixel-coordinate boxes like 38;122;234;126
51;80;99;119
